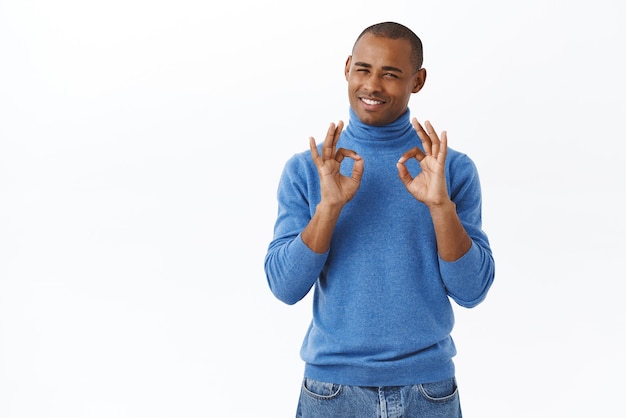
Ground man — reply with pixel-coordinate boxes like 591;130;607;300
264;21;495;417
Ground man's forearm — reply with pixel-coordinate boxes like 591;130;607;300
429;199;472;261
301;202;343;254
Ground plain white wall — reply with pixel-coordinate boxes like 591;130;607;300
1;1;624;417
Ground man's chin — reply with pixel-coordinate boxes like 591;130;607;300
356;113;388;126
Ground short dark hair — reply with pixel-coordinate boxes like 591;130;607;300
353;22;423;72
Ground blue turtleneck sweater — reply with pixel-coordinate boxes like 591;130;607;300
264;109;494;386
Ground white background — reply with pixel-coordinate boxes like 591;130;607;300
1;1;624;417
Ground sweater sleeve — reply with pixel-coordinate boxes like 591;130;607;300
264;155;329;305
439;153;495;308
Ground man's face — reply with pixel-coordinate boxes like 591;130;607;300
345;33;425;126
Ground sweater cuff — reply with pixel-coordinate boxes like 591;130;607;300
438;240;479;273
291;233;329;270
438;241;491;307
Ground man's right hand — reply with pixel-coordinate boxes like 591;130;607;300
309;120;364;209
302;121;364;253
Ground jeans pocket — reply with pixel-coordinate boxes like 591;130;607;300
302;378;342;400
418;377;458;402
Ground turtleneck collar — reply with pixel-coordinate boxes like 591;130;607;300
343;107;415;146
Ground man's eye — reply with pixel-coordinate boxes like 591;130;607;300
384;73;398;78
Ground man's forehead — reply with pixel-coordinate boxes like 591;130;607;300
351;35;413;68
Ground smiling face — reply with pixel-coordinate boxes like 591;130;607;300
345;33;426;126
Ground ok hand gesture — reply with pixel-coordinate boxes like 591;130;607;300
310;121;364;208
396;118;449;207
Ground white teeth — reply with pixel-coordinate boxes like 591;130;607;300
362;98;383;105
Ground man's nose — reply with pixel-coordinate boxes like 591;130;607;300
362;74;382;92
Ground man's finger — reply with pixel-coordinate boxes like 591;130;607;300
309;137;320;161
425;121;440;157
412;118;432;156
397;146;424;164
396;160;413;187
321;120;344;161
437;131;448;164
351;155;364;183
321;123;337;160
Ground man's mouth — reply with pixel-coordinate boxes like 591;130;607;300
360;97;385;105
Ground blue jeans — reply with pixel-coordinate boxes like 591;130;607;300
296;377;462;418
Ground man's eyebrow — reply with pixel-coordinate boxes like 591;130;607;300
353;62;404;73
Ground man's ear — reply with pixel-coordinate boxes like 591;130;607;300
412;68;427;93
344;56;352;81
